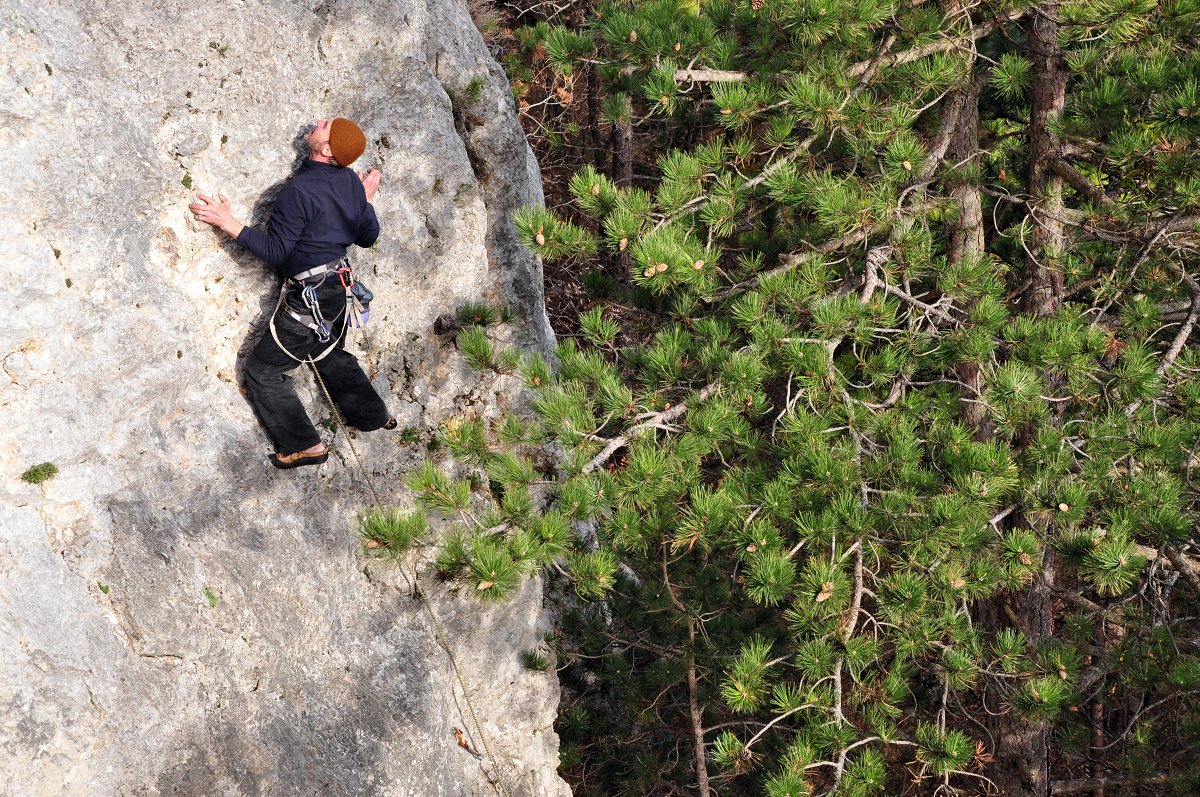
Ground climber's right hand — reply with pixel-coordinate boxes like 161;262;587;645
189;192;244;239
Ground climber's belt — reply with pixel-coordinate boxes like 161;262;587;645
291;256;349;284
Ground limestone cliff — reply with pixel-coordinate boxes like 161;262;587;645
0;0;566;795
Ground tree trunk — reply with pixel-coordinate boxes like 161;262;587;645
941;72;993;439
1052;773;1179;794
612;117;634;283
587;64;601;161
1023;1;1068;316
1091;692;1105;797
687;657;712;797
942;80;985;266
613;117;633;189
987;8;1069;795
984;552;1055;797
990;4;1067;787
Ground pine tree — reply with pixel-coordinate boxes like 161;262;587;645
420;0;1200;794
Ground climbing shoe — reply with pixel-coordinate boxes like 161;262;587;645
269;446;329;469
349;418;396;432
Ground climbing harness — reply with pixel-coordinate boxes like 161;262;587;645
305;364;517;797
268;257;373;363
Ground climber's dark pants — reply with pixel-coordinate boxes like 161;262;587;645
244;281;389;454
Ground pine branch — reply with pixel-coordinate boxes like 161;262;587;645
709;227;869;303
1051;158;1113;208
711;206;934;303
982;190;1200;247
1052;589;1104;616
602;629;681;657
862;375;909;409
1052;587;1130;629
741;702;831;755
673;7;1032;84
1084;214;1200;244
658;36;897;232
817;246;890;360
674;68;748;83
842;33;898;108
895;74;970;206
849;6;1031;76
1123;230;1198;414
923;96;965;172
841;544;865;644
652;148;814;232
580;383;722;474
1162;298;1200;322
882;281;958;324
860;245;889;302
1123;214;1189;283
1076;663;1108;694
989;504;1019;527
808;737;918;793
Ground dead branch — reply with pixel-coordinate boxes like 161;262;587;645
687;618;713;797
1164;545;1200;594
1156;262;1200;377
1051;773;1178;795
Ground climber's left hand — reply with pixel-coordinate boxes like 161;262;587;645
359;169;382;204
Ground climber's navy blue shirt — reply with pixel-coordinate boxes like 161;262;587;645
236;159;379;279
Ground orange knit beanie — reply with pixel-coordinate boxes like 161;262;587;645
328;118;366;167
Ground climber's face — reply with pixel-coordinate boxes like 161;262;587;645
306;119;333;160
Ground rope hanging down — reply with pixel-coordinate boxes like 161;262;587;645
306;359;517;797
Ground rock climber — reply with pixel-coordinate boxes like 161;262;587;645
189;117;394;469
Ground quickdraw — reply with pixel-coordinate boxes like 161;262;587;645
300;280;333;343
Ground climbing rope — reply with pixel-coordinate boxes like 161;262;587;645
308;359;384;509
306;359;517;797
408;562;515;797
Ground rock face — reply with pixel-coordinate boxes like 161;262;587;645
0;1;566;796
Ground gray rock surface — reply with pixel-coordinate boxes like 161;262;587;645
0;0;565;795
